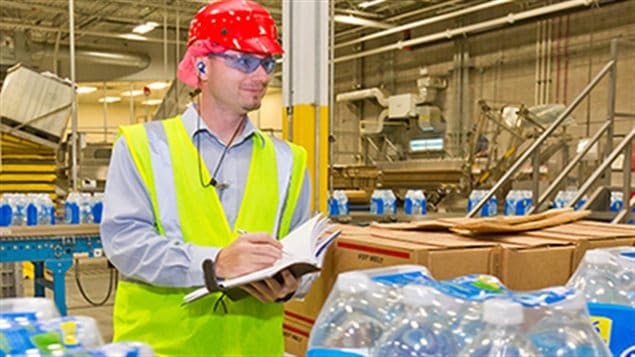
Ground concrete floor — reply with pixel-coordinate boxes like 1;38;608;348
22;257;115;343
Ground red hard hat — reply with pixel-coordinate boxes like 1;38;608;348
187;0;283;55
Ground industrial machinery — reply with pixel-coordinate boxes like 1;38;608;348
334;68;465;209
0;224;102;315
333;67;579;211
467;100;575;193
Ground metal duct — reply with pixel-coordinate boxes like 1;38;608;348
336;88;388;107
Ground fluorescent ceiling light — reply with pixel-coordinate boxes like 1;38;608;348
133;21;159;34
76;86;97;94
333;15;394;29
98;96;121;103
142;99;163;106
121;90;144;97
358;0;386;9
147;81;170;90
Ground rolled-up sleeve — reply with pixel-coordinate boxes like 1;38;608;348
100;137;219;288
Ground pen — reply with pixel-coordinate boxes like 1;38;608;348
238;229;291;256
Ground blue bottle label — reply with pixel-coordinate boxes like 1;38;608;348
588;303;635;357
371;271;433;287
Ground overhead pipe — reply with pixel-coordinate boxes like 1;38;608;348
335;0;513;49
69;0;78;191
37;46;151;68
334;0;464;40
334;0;594;64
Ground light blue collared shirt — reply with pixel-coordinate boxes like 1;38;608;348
100;105;311;288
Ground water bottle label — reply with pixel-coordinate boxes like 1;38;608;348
620;252;635;259
512;286;576;307
588;303;635;357
0;312;38;323
307;348;368;357
404;198;413;215
0;205;12;226
437;274;508;301
371;271;434;287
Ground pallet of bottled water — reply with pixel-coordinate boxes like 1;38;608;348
567;247;635;356
0;297;154;356
308;265;615;357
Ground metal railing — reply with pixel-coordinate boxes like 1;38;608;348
576;129;633;223
467;38;634;218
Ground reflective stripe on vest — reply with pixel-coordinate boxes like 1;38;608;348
114;116;307;356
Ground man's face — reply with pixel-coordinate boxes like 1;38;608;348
203;50;274;114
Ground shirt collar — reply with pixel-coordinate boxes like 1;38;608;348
180;104;265;148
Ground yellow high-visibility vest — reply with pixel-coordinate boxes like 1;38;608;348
113;116;306;356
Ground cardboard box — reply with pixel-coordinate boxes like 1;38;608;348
283;315;312;357
333;233;496;280
368;229;498;280
527;221;635;268
284;243;336;325
488;235;576;291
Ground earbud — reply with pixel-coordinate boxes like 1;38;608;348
196;61;206;74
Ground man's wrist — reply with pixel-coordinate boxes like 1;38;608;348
214;249;225;278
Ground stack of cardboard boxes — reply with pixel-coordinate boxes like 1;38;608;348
283;221;635;356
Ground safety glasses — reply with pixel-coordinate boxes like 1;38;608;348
208;52;276;74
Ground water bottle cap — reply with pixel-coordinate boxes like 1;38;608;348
483;299;523;325
401;285;436;306
585;250;613;265
337;272;375;294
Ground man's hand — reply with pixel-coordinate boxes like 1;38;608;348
242;269;298;303
214;233;282;279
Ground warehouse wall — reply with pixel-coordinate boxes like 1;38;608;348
75;87;283;143
332;1;635;165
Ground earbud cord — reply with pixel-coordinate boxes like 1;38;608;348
195;88;247;188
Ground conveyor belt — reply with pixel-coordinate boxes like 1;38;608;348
0;224;102;315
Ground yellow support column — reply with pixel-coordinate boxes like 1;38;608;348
282;1;329;213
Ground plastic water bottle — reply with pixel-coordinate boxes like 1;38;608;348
383;190;397;215
80;193;94;224
9;193;27;226
39;194;55;225
516;190;532;215
0;194;12;227
373;285;459;356
529;294;611;357
567;250;629;305
334;190;349;216
554;190;567;208
328;194;339;216
468;190;497;217
65;192;80;224
405;190;426;216
610;191;623;212
461;299;538;357
308;272;388;356
89;342;155;357
450;299;486;350
90;193;104;224
26;193;39;226
0;297;60;321
370;190;383;215
504;190;518;216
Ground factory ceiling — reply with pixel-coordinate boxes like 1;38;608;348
0;0;621;98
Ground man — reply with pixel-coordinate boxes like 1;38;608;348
100;0;310;355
